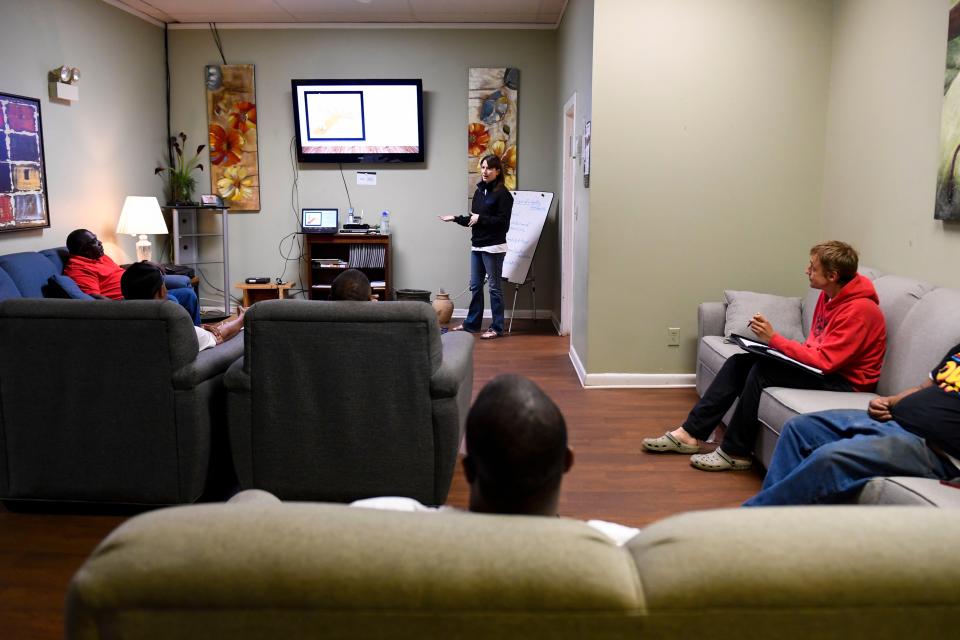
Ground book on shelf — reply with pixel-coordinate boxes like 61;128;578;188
370;280;386;288
728;333;823;376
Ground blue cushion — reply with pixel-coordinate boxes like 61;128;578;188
40;247;70;274
46;274;94;300
0;252;59;298
0;268;21;300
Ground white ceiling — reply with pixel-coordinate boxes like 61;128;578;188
105;0;569;27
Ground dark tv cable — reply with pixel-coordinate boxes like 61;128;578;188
209;23;227;64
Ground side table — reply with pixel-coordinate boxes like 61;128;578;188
235;281;293;307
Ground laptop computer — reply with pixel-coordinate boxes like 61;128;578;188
301;208;338;234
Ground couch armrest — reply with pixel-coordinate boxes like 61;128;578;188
431;331;474;399
224;355;249;392
698;302;727;340
171;332;244;389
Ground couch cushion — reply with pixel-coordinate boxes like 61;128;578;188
877;287;960;396
697;335;744;396
46;274;94;300
723;290;804;343
0;268;21;300
0;252;59;298
857;477;960;507
872;275;933;340
758;388;876;440
39;246;69;274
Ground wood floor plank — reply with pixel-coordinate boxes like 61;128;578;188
0;318;761;637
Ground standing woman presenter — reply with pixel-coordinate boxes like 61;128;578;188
439;154;514;339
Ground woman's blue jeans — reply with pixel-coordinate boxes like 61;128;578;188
464;250;505;335
744;409;958;506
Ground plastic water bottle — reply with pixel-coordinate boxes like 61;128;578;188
380;210;390;234
347;207;355;224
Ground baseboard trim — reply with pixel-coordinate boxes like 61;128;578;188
569;345;587;386
453;308;552;320
567;349;696;388
583;373;696;388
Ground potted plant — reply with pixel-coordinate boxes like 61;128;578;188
155;132;205;205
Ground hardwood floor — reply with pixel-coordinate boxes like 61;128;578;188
0;318;761;638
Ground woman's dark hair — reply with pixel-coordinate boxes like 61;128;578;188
480;154;506;191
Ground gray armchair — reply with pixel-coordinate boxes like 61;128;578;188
224;299;474;505
0;298;242;505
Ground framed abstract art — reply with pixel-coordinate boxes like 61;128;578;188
0;92;50;232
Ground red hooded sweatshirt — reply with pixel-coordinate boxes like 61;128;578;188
768;273;886;392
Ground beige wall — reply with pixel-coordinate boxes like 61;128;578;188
0;0;165;262
586;0;833;375
166;27;559;311
820;0;956;285
557;0;595;361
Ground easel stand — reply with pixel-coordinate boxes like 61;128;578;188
508;262;536;334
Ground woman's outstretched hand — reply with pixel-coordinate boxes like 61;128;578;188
438;215;455;222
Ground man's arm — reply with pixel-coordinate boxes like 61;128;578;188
867;379;933;422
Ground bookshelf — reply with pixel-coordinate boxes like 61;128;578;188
305;233;391;300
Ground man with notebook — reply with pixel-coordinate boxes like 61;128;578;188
642;241;886;472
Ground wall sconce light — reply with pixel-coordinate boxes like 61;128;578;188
48;65;81;103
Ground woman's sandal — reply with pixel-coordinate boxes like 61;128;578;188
480;329;500;340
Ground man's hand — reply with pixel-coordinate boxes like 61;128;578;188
748;313;775;342
468;213;479;227
868;396;895;422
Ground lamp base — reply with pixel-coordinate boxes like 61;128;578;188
135;235;152;263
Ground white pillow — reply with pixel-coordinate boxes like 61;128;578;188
723;290;805;344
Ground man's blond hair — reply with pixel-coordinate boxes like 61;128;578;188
810;241;858;284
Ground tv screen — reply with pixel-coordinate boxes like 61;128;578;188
291;79;424;164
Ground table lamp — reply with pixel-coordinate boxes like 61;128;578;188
116;196;167;262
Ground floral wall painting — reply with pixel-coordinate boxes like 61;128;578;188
206;64;260;212
935;1;960;220
467;67;518;199
0;92;49;233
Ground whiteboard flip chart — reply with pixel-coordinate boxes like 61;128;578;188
503;191;554;285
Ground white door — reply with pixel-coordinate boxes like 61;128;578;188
560;94;577;336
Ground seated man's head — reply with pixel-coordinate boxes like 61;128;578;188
463;374;573;516
120;261;167;300
330;268;372;301
808;240;858;289
66;229;104;260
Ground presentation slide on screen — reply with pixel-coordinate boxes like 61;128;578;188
296;84;420;154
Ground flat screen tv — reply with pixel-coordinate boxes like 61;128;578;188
291;79;424;164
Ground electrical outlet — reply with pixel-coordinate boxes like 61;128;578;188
668;327;680;346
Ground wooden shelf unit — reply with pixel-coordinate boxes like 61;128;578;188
305;233;391;301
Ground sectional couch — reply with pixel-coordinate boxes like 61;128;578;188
697;267;960;504
65;499;960;639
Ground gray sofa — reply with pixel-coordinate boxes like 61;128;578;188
224;299;474;505
66;500;960;639
0;298;242;504
697;268;960;504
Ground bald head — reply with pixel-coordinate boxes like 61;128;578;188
464;374;571;515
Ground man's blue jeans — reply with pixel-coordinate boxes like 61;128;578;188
166;284;200;326
464;250;505;335
744;409;958;506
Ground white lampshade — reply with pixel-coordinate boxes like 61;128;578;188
116;196;167;262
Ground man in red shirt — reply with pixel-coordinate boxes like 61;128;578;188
64;228;200;325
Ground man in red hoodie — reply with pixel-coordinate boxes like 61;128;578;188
642;241;886;471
